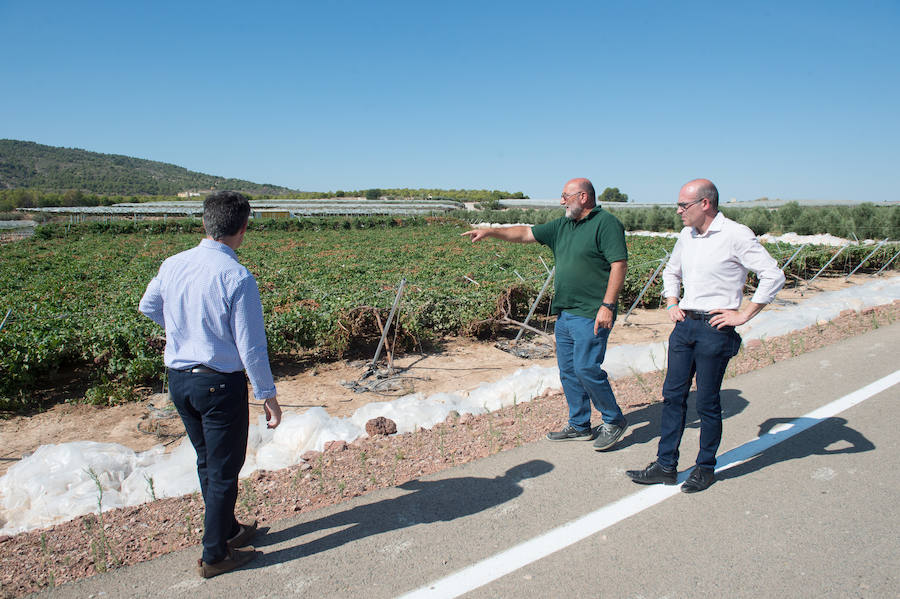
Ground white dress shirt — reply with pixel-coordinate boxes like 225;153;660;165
663;212;785;311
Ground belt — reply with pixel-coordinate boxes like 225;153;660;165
683;310;713;321
175;364;223;374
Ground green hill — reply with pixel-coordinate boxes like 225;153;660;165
0;139;297;196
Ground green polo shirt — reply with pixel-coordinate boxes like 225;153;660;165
531;207;627;319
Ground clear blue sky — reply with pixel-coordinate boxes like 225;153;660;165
2;1;898;202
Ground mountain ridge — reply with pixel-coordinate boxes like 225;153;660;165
0;139;298;196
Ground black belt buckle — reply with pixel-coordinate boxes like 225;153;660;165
685;310;712;321
189;365;218;374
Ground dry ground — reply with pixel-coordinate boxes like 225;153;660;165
0;276;896;597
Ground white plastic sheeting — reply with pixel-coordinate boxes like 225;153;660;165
739;274;900;340
0;365;561;536
1;275;897;535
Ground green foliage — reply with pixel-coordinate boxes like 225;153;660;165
446;208;564;224
475;198;503;210
1;219;897;413
730;202;898;240
0;139;296;196
737;207;773;236
605;206;680;232
599;187;628;203
260;188;529;202
449;202;899;239
1;186;530;211
30;215;420;240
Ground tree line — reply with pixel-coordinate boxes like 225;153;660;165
0;187;530;214
453;202;900;240
258;188;530;202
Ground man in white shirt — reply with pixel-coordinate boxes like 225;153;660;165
626;179;785;493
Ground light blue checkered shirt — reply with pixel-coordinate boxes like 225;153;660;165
139;238;276;399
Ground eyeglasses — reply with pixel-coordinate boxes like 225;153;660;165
676;198;704;211
561;191;582;201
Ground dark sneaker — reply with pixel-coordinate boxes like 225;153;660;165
592;419;628;451
546;425;595;441
197;546;258;579
227;519;258;549
626;462;677;485
681;468;715;493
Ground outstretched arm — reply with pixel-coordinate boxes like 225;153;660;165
461;225;536;243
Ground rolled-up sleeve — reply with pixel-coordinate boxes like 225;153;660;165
737;234;786;305
231;276;276;399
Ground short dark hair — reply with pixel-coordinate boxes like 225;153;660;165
203;191;251;240
697;181;719;209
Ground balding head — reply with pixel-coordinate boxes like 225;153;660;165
680;178;719;210
677;178;719;234
566;178;596;204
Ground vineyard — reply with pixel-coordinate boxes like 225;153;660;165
1;217;897;412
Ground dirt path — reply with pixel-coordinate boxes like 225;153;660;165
0;275;872;476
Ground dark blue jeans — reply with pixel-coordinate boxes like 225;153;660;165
657;318;741;471
169;368;249;563
555;311;625;431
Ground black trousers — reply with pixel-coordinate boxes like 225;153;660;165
169;368;249;563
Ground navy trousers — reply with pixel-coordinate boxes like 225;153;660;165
657;318;741;471
169;368;249;563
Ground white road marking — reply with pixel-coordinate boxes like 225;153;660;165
398;369;900;599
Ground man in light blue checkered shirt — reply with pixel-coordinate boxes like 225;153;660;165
140;191;281;578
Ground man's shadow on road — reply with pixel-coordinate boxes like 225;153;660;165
715;416;875;481
613;391;874;482
249;459;554;568
614;388;749;451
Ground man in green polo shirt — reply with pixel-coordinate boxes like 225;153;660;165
462;178;629;451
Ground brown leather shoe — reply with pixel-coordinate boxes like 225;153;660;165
197;546;257;579
227;519;258;549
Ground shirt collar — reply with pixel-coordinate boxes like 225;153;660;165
571;206;602;224
199;237;238;260
692;211;724;238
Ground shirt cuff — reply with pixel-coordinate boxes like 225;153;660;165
251;384;277;400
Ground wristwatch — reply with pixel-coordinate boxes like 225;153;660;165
601;302;616;311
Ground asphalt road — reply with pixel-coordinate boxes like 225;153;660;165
37;323;900;598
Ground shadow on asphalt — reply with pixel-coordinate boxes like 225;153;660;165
716;416;875;481
250;459;554;567
614;388;749;451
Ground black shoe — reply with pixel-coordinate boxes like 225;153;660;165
681;468;715;493
626;462;677;485
546;425;595;441
592;419;628;451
